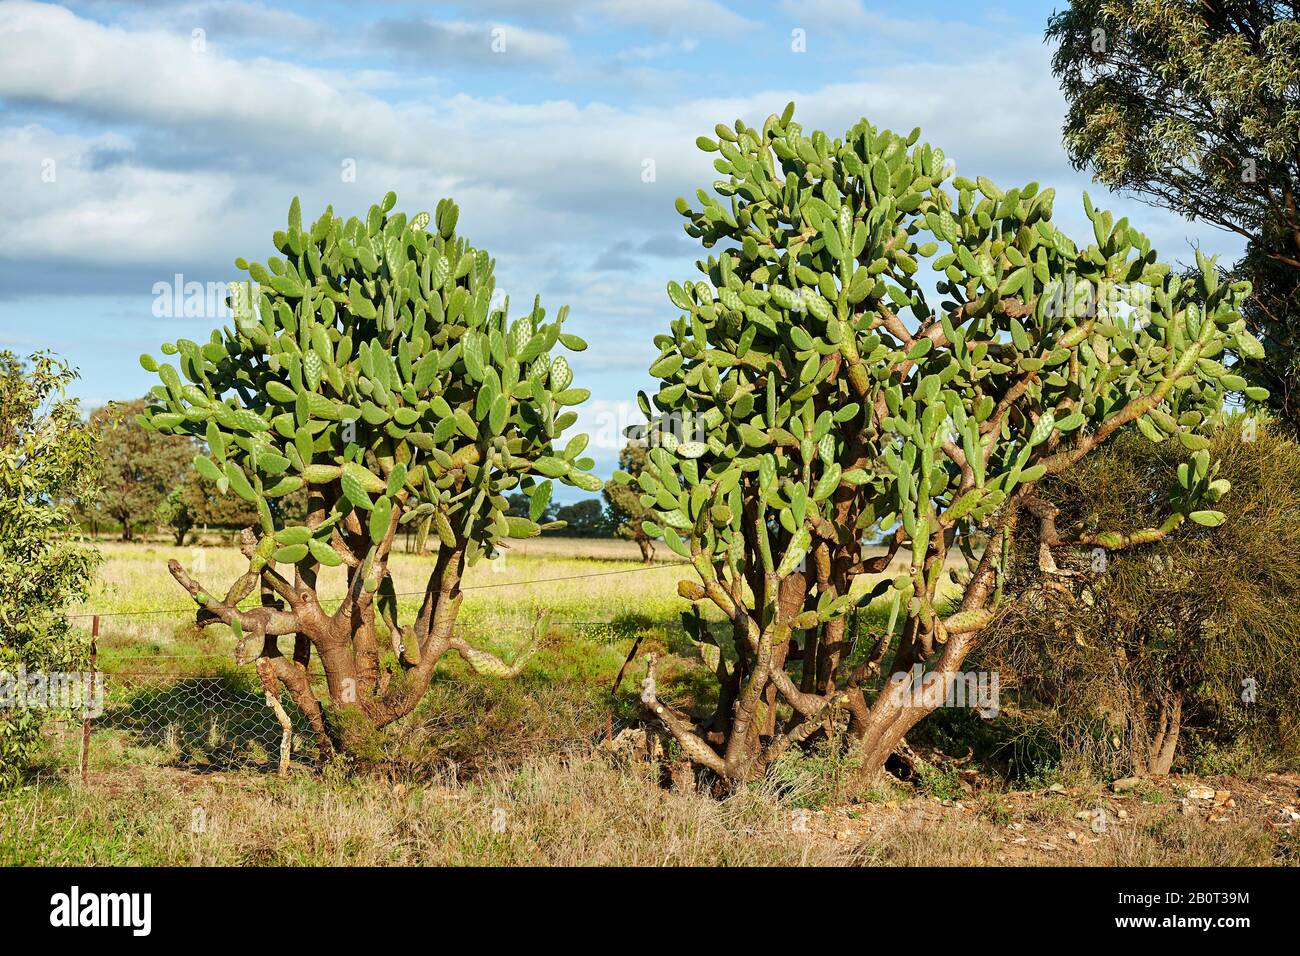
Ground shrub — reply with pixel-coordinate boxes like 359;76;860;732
604;441;657;561
0;352;100;785
85;397;193;541
981;418;1300;778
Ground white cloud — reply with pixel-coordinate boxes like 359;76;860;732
419;0;756;34
615;38;700;61
0;2;1242;270
365;17;572;65
595;0;756;33
0;3;407;151
0;124;244;267
117;0;334;51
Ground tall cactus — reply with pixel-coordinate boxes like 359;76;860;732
140;193;596;757
625;105;1259;785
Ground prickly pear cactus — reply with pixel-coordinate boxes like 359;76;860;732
625;104;1259;784
142;192;595;570
139;193;595;751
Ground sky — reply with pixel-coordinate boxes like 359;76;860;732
0;0;1245;499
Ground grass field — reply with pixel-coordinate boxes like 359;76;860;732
3;538;1297;866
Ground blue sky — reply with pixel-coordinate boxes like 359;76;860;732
0;0;1244;498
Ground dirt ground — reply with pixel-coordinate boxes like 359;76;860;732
804;769;1300;865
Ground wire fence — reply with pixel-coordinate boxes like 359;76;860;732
49;563;693;776
92;669;325;770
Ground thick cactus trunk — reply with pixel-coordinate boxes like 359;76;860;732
852;631;980;784
169;529;540;760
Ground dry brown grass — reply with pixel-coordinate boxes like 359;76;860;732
3;757;858;866
9;757;1288;866
1091;814;1283;866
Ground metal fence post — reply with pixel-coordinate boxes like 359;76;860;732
79;615;98;785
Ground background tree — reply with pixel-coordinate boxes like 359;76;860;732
983;419;1300;778
141;193;596;759
88;397;193;540
0;352;100;786
553;498;614;537
629;105;1252;788
154;477;202;546
1048;0;1297;424
605;441;657;560
157;468;309;545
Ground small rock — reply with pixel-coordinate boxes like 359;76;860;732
1067;830;1081;844
1116;808;1128;820
1187;785;1215;800
1047;783;1067;794
1112;777;1143;793
1074;810;1093;821
1213;790;1232;806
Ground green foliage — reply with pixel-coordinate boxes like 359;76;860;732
982;419;1300;777
1234;240;1300;427
505;492;557;523
85;398;193;541
1048;0;1300;427
135;194;594;754
629;104;1255;782
638;105;1249;579
0;352;101;786
140;192;596;575
552;498;614;538
912;758;965;801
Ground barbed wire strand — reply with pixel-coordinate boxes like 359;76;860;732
66;562;681;622
89;620;691;663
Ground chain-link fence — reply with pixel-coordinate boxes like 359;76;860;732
66;613;705;775
92;665;325;770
